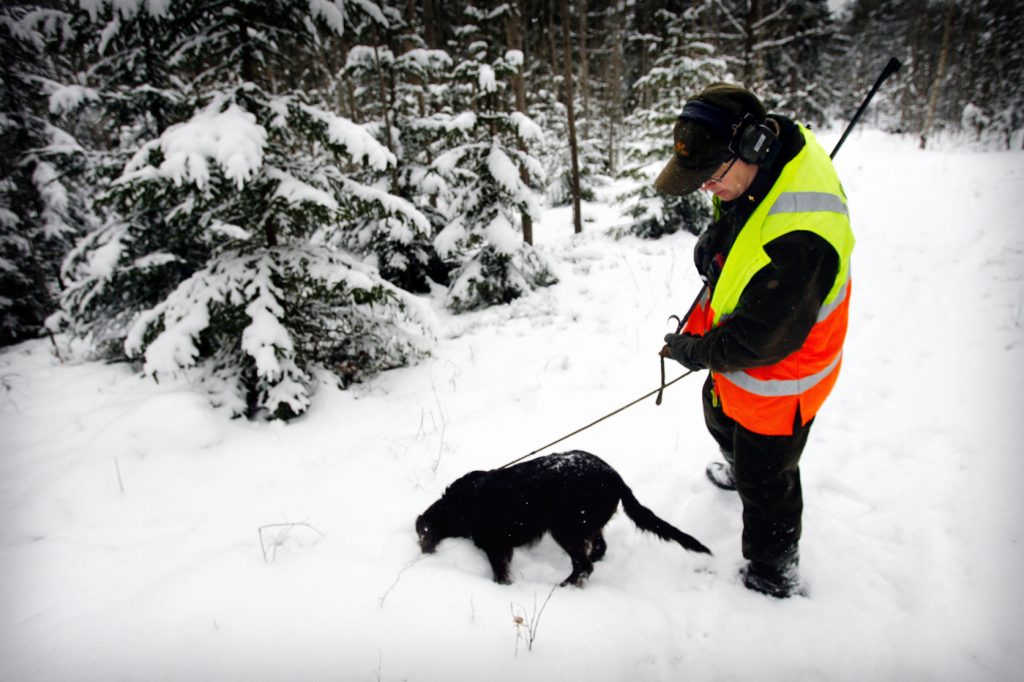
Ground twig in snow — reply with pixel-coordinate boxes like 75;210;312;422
427;366;449;473
46;330;64;363
619;245;641;291
0;372;28;411
257;521;325;563
114;458;125;493
511;584;558;655
378;555;423;608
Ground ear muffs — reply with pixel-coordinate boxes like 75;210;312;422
732;114;778;165
680;101;778;166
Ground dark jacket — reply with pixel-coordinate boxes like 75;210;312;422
692;116;840;373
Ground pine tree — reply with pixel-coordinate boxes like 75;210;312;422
836;0;1024;147
691;0;838;125
60;0;435;419
337;34;455;293
619;6;723;238
834;0;911;132
963;0;1024;149
536;0;609;210
0;6;85;346
431;8;557;313
767;0;843;125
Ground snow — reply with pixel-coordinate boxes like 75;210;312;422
510;110;544;143
46;84;99;115
505;49;524;68
122;95;267;191
479;63;497;93
208;219;252;241
32;161;73;239
485;210;520;254
487;143;523;197
79;224;125;280
433;215;466;257
240;263;293;382
308;0;347;35
0;208;18;230
340;176;431;234
349;0;388;28
397;48;452;71
300;103;395;170
2;129;1023;681
267;166;339;211
77;0;172;21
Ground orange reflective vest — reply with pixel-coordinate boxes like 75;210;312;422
683;125;854;436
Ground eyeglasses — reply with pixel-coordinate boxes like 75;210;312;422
703;156;738;187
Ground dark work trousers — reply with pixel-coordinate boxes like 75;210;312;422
701;374;812;568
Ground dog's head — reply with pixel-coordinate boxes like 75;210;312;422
416;470;488;553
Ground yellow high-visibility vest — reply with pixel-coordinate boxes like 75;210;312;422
685;125;854;435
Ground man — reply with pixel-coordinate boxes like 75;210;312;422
654;83;854;598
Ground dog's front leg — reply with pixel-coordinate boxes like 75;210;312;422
480;544;514;584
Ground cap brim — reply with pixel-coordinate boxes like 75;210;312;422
653;157;718;196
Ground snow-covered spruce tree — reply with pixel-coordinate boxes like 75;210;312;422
532;82;606;208
619;9;725;238
431;18;555;313
756;0;841;125
43;0;206;353
336;40;455;294
0;7;86;346
61;0;434;420
535;3;608;209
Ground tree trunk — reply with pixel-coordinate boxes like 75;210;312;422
547;0;559;79
372;41;401;194
920;0;956;149
606;0;625;174
577;0;590;141
506;2;533;245
559;0;583;235
421;0;438;48
743;0;762;86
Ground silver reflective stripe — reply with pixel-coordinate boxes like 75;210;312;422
816;277;850;322
719;352;842;397
768;191;848;216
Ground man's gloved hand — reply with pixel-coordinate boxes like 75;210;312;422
694;227;714;276
662;333;709;372
694;225;724;285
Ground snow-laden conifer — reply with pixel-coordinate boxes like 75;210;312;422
618;10;724;238
0;7;87;346
430;24;555;312
336;40;454;294
59;0;434;419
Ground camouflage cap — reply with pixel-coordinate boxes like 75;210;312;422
653;83;768;195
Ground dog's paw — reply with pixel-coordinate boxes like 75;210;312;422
560;572;591;588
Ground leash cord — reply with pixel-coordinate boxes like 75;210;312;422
499;367;696;469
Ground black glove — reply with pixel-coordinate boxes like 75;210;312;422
694;224;724;285
663;333;708;372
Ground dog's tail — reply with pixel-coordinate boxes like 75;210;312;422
620;485;712;555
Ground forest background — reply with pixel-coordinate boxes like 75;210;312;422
2;0;1022;420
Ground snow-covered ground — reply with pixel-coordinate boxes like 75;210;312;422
2;128;1022;681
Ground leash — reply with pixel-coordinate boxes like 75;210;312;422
499;284;706;469
499;366;696;469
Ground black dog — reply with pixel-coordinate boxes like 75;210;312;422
415;450;711;586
